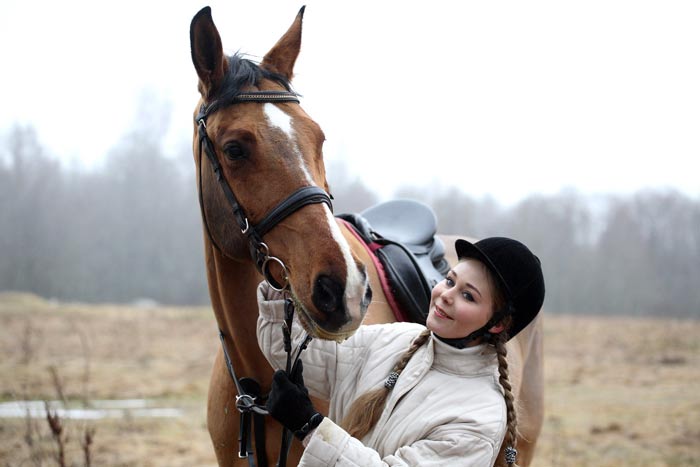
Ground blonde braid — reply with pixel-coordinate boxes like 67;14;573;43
341;329;432;439
493;330;519;467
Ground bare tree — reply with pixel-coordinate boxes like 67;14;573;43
2;118;698;317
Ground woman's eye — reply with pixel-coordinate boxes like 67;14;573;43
223;142;246;160
445;277;454;287
462;292;475;302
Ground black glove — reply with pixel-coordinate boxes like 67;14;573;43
267;360;323;440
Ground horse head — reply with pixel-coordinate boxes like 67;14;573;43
190;7;371;341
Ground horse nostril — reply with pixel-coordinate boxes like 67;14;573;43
312;274;347;327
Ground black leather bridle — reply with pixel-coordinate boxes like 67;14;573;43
195;89;326;466
195;89;333;290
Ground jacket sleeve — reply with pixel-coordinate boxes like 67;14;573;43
256;281;343;399
300;418;499;467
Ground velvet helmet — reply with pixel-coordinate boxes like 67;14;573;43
454;237;545;339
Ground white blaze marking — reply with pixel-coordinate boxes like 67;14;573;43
324;207;367;319
264;103;293;137
264;103;314;184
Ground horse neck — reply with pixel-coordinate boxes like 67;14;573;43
205;243;270;380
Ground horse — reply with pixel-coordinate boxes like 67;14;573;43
189;6;544;467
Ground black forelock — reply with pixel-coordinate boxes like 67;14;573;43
213;53;293;104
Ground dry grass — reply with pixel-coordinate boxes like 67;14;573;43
1;292;698;466
0;293;218;466
537;315;700;467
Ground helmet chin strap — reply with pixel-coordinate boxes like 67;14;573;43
435;302;514;349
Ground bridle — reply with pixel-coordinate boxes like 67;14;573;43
195;89;327;466
195;89;333;290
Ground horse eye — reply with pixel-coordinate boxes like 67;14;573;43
223;142;247;161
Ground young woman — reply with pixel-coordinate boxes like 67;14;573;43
257;237;545;466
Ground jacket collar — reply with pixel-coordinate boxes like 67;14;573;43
428;333;498;376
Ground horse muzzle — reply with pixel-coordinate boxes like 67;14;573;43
294;269;371;342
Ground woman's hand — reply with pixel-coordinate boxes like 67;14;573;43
267;360;324;440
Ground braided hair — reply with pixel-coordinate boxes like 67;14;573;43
489;319;519;467
340;328;432;439
482;265;520;467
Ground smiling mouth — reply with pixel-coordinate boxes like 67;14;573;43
434;306;453;320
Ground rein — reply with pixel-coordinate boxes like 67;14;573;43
218;297;311;467
196;89;322;465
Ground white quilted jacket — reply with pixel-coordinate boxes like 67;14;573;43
257;284;506;467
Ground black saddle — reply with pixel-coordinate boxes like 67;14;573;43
338;199;450;324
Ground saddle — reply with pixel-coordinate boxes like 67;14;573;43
337;199;450;324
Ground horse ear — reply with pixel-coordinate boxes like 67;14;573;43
261;6;305;81
190;6;228;99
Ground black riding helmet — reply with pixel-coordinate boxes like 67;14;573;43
454;237;545;341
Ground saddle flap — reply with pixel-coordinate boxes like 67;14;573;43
375;243;431;324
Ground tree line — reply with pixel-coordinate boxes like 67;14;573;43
1;124;698;317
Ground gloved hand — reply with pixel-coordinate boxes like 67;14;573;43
267;360;323;440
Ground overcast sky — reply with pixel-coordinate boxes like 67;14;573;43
1;0;698;205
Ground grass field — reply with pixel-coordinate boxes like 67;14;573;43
1;292;698;466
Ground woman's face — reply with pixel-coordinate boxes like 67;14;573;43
426;258;497;341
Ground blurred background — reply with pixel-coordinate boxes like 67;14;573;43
1;0;699;317
1;2;699;466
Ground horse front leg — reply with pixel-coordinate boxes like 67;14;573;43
207;347;242;466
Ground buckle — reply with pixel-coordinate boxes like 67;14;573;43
235;394;256;413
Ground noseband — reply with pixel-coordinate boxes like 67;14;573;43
195;89;333;290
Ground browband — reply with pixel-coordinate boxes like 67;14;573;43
197;90;300;123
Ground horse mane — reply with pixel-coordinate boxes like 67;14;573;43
211;53;294;106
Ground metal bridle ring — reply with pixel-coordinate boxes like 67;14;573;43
235;394;256;412
257;242;270;257
262;256;289;291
